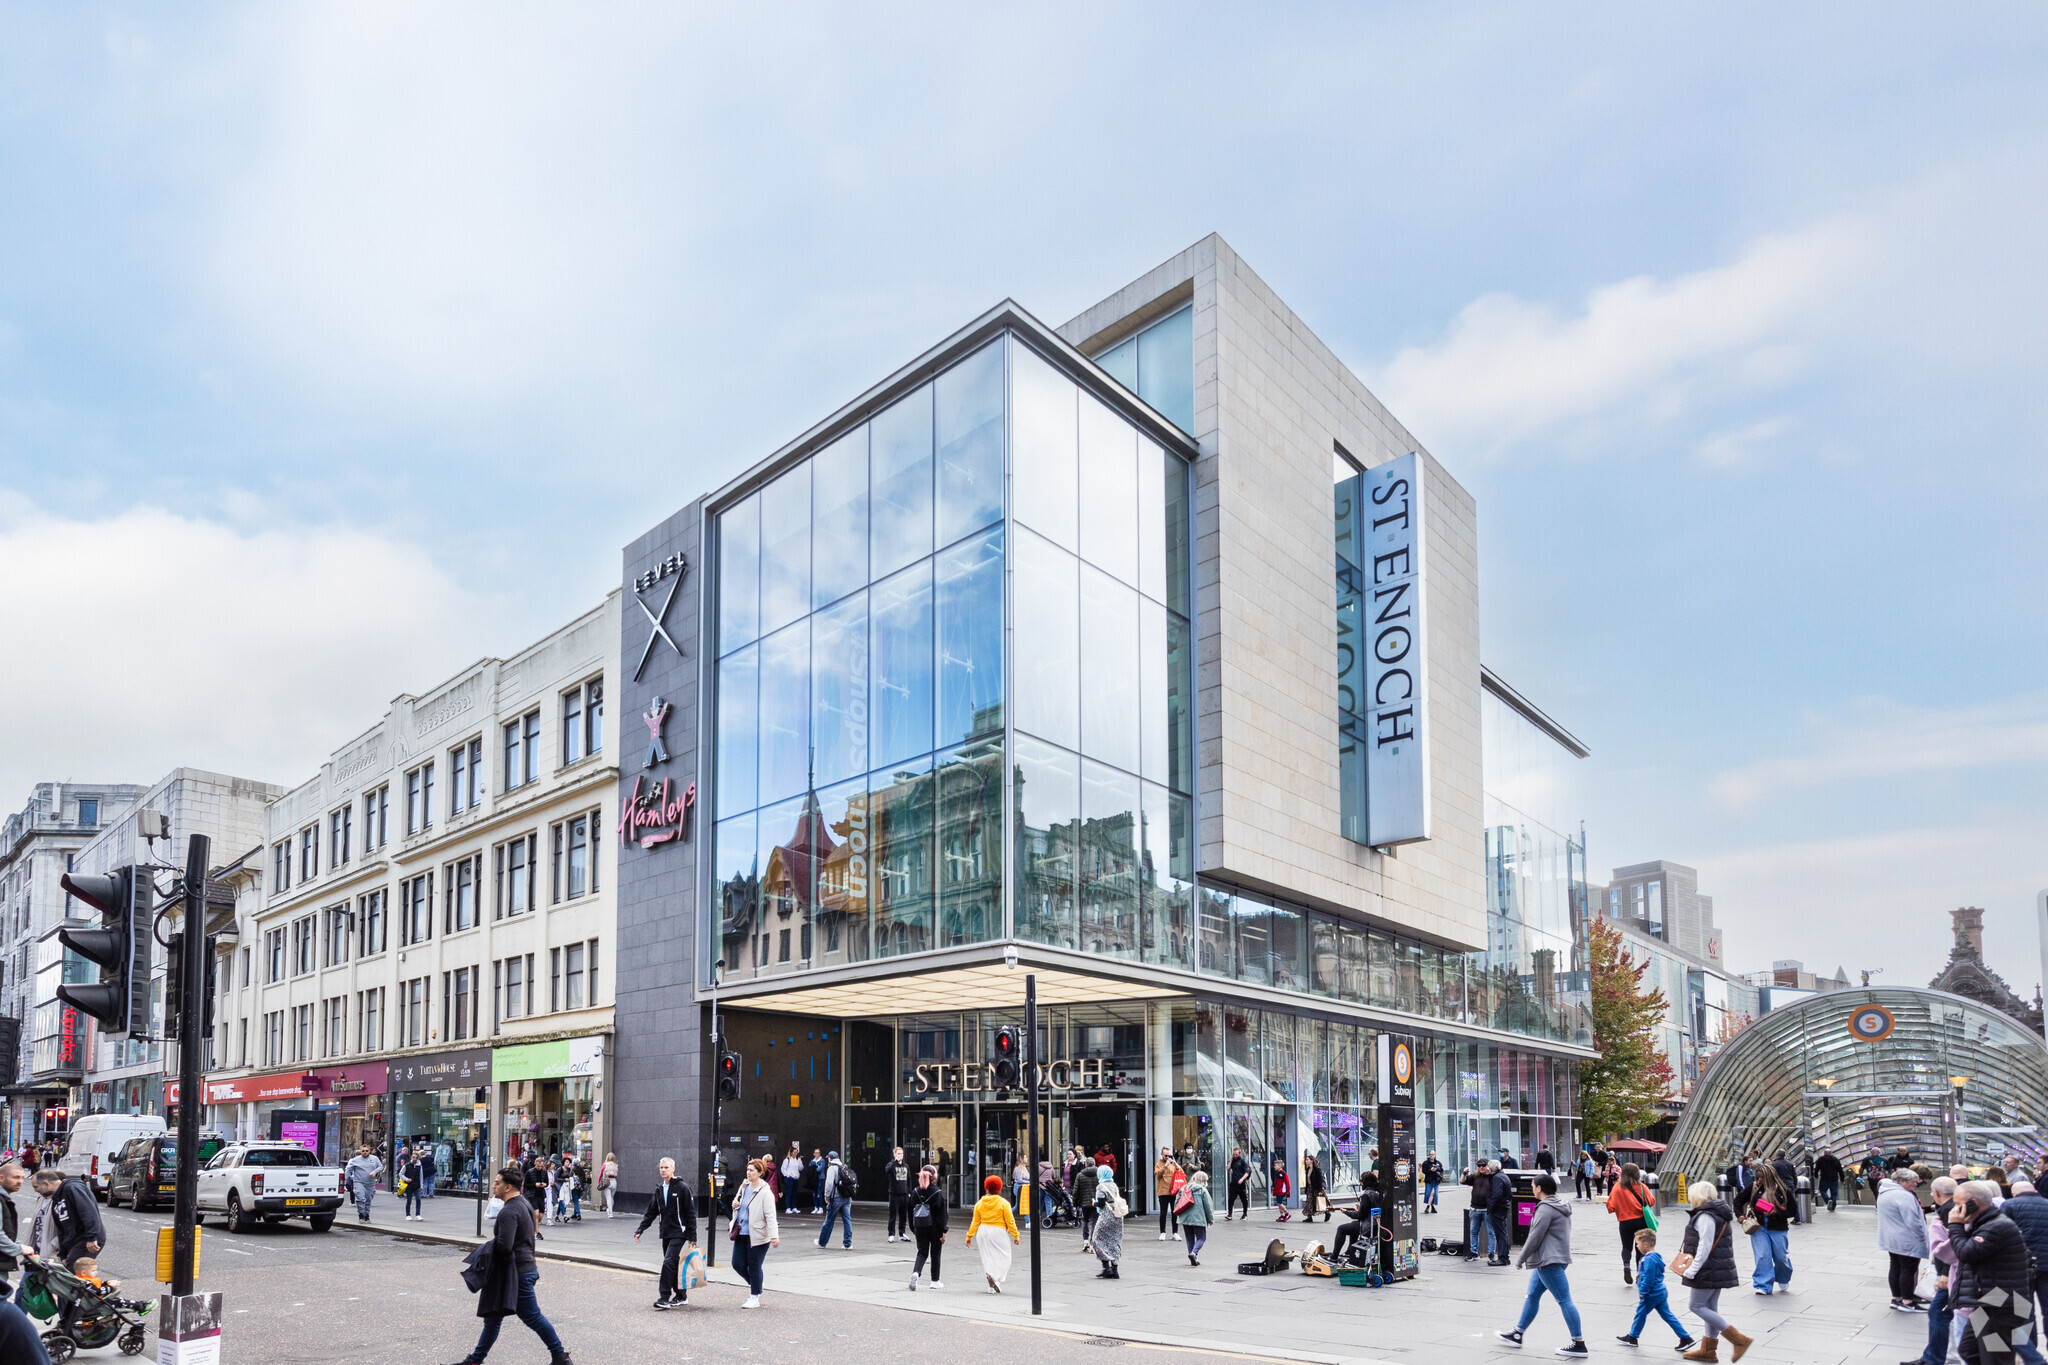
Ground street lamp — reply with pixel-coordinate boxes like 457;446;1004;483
1948;1075;1970;1167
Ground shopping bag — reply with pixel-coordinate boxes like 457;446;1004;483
682;1245;708;1291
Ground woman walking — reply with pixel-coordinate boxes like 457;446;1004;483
598;1153;619;1218
1073;1160;1101;1253
1494;1173;1587;1358
906;1165;948;1291
730;1159;781;1310
1179;1170;1215;1266
1155;1147;1184;1240
967;1174;1021;1294
1302;1155;1330;1223
1092;1166;1127;1279
1607;1162;1652;1283
401;1145;425;1222
1675;1179;1752;1361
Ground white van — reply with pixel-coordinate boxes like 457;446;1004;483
60;1114;168;1200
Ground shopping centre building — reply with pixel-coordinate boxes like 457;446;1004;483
612;235;1596;1212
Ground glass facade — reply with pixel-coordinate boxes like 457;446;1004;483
1092;304;1196;436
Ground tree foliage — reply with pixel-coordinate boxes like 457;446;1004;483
1581;918;1677;1142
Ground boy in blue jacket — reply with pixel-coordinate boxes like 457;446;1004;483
1617;1228;1695;1349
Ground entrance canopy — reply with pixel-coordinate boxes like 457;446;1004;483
1664;986;2048;1180
719;961;1185;1017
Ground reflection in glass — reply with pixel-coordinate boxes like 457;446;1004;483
715;811;758;978
1079;759;1140;961
1138;781;1192;971
718;493;760;652
1164;448;1189;613
1080;564;1139;774
814;776;871;967
1235;894;1271;987
1197;885;1232;978
810;591;868;789
870;559;934;772
936;743;1002;947
1268;902;1305;993
1309;916;1339;997
757;621;809;806
811;427;869;610
871;761;934;959
757;795;813;976
1168;613;1192;795
759;462;811;637
1011;343;1078;551
1136;305;1195;436
1012;735;1078;949
1077;392;1137;586
1138;437;1167;604
1013;528;1078;749
716;644;758;817
936;526;1003;747
935;338;1005;548
1339;921;1366;1005
871;384;934;581
1139;599;1167;786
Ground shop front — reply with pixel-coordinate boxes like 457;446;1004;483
311;1063;389;1167
388;1048;493;1193
204;1069;326;1149
493;1035;606;1168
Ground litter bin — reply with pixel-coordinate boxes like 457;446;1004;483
1796;1174;1812;1224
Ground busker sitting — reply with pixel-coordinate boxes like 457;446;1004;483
1329;1173;1385;1266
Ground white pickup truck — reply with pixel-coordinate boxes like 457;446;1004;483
194;1141;344;1232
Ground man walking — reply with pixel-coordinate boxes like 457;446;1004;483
1950;1179;2036;1365
345;1145;383;1222
0;1162;25;1298
884;1146;913;1243
1225;1148;1250;1221
1815;1150;1843;1214
816;1151;855;1249
446;1166;572;1365
421;1143;438;1200
31;1167;103;1272
633;1158;699;1309
1421;1151;1444;1214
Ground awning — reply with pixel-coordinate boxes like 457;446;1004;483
720;962;1186;1018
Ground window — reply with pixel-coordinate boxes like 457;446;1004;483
494;834;535;919
240;946;251;989
358;987;384;1053
330;806;352;868
405;764;435;834
293;1003;313;1060
497;955;532;1027
522;711;540;785
78;798;98;827
444;855;479;933
299;827;318;882
586;937;599;1006
504;717;524;792
358;888;386;956
550;811;597;903
272;840;291;893
323;995;346;1058
450;737;482;815
550;947;561;1012
1090;302;1194;436
264;1010;283;1066
403;977;427;1047
402;874;432;945
291;915;316;976
325;904;350;967
562;678;603;765
446;966;476;1041
237;1017;248;1067
560;941;585;1010
364;785;389;850
265;928;287;983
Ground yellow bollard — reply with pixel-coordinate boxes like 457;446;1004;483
156;1225;200;1283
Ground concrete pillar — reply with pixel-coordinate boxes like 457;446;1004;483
1147;1002;1173;1172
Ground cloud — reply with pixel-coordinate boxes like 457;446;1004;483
1694;416;1789;469
0;495;498;813
1373;217;1880;455
1708;693;2048;810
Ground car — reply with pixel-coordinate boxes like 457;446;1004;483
108;1133;224;1211
195;1141;344;1232
58;1113;167;1201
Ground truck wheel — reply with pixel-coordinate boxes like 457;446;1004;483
310;1214;335;1232
227;1192;255;1233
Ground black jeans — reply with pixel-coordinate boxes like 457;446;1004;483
1159;1199;1178;1234
1488;1212;1511;1260
912;1228;943;1282
1227;1182;1250;1218
888;1193;911;1237
1331;1219;1366;1263
1081;1206;1097;1243
734;1241;769;1296
1617;1217;1646;1271
658;1236;688;1301
1888;1252;1922;1300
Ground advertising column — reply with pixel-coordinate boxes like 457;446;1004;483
1375;1032;1420;1282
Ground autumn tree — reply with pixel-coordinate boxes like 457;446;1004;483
1581;918;1676;1142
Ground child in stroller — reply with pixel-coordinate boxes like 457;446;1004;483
1037;1176;1079;1229
20;1253;153;1360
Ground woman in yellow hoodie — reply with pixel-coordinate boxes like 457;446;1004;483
966;1174;1021;1294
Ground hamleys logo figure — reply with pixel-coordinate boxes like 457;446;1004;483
643;696;672;769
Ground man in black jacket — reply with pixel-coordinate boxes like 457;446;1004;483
1226;1149;1250;1221
1998;1181;2048;1363
448;1166;570;1365
1815;1150;1844;1213
633;1158;699;1309
1950;1180;2037;1365
0;1161;24;1296
30;1168;103;1272
883;1147;914;1242
1485;1163;1513;1266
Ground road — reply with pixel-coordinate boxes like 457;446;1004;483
62;1197;1259;1364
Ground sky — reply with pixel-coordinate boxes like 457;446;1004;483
2;5;2043;990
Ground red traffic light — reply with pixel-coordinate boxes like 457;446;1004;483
991;1027;1019;1088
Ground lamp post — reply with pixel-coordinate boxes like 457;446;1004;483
1949;1075;1970;1168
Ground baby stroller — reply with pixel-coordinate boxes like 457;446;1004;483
1038;1179;1080;1230
18;1254;153;1361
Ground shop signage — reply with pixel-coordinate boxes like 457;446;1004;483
494;1035;603;1083
1362;451;1431;848
390;1048;492;1090
632;554;687;680
202;1064;389;1105
618;773;695;849
1848;1005;1895;1042
910;1058;1125;1094
206;1071;311;1104
56;1006;82;1070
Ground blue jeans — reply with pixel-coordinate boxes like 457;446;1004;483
405;1187;422;1217
818;1195;852;1247
1749;1227;1791;1292
1517;1265;1584;1338
571;1190;582;1219
1423;1180;1440;1210
471;1270;563;1360
1818;1178;1839;1212
1630;1292;1689;1342
423;1173;435;1198
1920;1284;1953;1365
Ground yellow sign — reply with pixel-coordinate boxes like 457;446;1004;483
1670;1173;1689;1205
790;1094;800;1108
156;1225;199;1283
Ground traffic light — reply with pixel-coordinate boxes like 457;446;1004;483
162;934;217;1042
717;1050;742;1101
57;866;153;1036
991;1027;1019;1089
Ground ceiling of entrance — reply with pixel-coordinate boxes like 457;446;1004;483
717;963;1187;1017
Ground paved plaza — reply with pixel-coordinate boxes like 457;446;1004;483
334;1188;1937;1363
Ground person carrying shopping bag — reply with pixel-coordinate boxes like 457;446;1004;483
1178;1170;1215;1266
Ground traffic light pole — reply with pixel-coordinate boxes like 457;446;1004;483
171;834;209;1296
1026;974;1042;1317
706;972;720;1267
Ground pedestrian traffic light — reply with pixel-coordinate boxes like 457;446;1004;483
57;865;153;1036
717;1050;742;1101
991;1027;1019;1089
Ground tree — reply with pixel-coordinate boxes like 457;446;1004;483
1581;918;1676;1142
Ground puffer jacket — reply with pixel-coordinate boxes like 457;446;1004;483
1517;1196;1573;1268
1999;1190;2048;1272
1952;1206;2035;1313
1072;1164;1099;1210
1679;1199;1739;1291
1877;1180;1931;1257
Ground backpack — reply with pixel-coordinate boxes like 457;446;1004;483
836;1166;859;1199
1108;1187;1128;1219
911;1197;933;1226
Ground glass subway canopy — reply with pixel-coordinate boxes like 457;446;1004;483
1663;986;2048;1186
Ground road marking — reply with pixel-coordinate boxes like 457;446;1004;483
219;1247;253;1256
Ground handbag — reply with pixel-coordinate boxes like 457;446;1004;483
1642;1203;1658;1232
1173;1186;1195;1216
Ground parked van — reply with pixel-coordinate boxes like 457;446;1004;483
110;1132;224;1210
59;1113;168;1200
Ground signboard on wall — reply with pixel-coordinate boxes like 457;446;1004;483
1363;452;1431;848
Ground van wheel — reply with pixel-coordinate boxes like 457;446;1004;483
310;1214;335;1232
107;1183;124;1209
227;1192;255;1233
